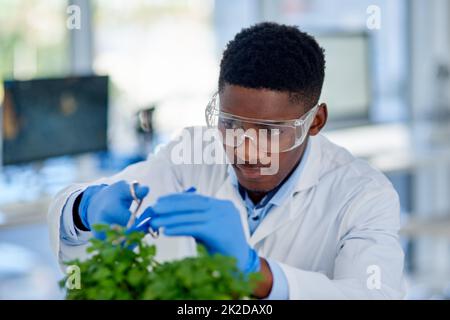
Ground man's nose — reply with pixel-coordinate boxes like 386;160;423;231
235;135;259;164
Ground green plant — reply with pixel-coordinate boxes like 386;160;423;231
60;224;262;300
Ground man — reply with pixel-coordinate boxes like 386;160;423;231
49;22;405;299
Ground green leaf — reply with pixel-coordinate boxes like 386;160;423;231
60;225;261;300
127;268;145;287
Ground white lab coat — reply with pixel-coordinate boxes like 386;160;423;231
48;126;405;299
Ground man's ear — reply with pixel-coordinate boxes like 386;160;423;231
309;103;327;136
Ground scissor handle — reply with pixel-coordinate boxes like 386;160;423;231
126;181;143;229
127;181;159;239
148;227;159;239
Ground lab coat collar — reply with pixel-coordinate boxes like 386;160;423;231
269;138;312;207
292;134;322;194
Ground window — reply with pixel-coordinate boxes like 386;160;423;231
0;0;69;81
92;0;217;144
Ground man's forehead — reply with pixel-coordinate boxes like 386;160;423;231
219;85;307;120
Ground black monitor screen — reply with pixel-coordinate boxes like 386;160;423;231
1;75;108;165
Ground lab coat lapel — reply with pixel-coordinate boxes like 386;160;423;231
248;201;296;247
292;135;322;194
248;135;323;246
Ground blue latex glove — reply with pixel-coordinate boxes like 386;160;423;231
141;191;260;274
79;180;149;239
129;187;196;235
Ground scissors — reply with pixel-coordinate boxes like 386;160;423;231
127;181;160;239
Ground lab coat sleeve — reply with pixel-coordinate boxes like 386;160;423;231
265;259;289;300
49;183;94;269
48;139;186;266
278;187;405;300
59;189;92;245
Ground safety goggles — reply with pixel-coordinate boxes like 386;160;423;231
205;92;319;153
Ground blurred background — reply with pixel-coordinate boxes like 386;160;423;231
0;0;449;299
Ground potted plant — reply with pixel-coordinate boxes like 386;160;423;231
60;224;261;300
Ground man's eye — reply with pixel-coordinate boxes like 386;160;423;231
220;119;239;129
255;126;282;136
269;129;281;136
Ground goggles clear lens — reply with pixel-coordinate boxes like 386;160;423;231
205;93;318;153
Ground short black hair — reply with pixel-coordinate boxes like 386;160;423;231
218;22;325;107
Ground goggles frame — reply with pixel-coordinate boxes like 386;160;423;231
205;92;319;152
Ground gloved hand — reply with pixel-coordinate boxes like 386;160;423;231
141;192;260;274
78;180;149;239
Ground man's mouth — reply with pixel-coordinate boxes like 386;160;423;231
235;164;269;179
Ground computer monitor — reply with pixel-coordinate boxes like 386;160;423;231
314;32;372;127
1;75;108;165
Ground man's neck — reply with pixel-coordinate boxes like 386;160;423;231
244;157;303;205
247;190;267;205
